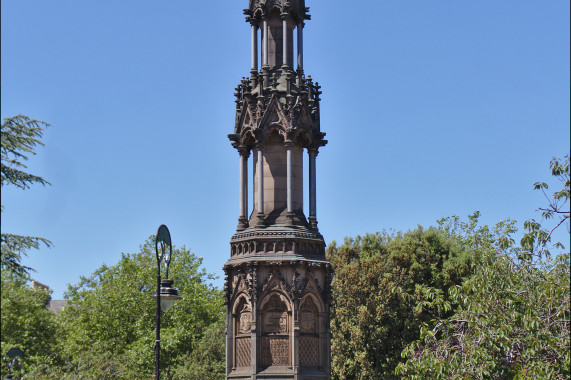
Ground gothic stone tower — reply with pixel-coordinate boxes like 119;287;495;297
224;1;331;379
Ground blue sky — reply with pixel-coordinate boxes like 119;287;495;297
2;1;569;299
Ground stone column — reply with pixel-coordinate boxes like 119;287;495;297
297;22;303;72
286;144;293;214
238;148;249;230
250;300;258;378
308;149;317;229
262;18;269;88
257;148;265;224
262;18;269;68
292;298;300;378
251;23;258;73
282;15;289;69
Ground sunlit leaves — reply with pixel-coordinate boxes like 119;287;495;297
57;238;225;379
328;228;473;379
0;271;59;378
397;165;570;380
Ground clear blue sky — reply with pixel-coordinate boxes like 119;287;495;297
2;1;569;299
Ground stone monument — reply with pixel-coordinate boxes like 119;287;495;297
224;1;331;379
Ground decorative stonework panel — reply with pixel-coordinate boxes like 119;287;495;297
261;336;290;366
299;336;319;367
237;303;252;334
263;295;289;333
236;337;251;367
299;297;317;333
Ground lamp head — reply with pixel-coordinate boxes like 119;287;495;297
151;279;182;313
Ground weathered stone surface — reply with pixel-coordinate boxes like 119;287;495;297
226;1;330;379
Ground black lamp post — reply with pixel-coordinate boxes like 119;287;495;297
151;225;182;380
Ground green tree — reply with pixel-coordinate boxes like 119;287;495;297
171;319;226;380
396;156;571;379
0;270;60;379
395;229;569;379
56;238;225;379
1;115;52;277
327;226;474;379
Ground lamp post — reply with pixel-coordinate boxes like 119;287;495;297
151;225;182;380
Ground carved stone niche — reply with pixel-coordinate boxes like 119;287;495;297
260;293;291;367
233;296;252;368
299;295;320;367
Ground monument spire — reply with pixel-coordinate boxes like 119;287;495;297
225;1;331;378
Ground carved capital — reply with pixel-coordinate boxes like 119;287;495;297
238;146;250;158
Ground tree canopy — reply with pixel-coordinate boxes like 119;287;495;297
1;271;59;377
327;226;474;379
0;238;226;379
395;221;570;379
1;115;52;277
395;155;570;379
57;238;225;379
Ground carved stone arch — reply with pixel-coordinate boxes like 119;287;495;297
260;271;290;302
299;291;323;315
264;127;286;144
235;98;255;135
259;289;292;313
241;129;256;150
299;294;320;334
232;294;252;368
242;103;254;127
259;96;288;139
230;274;250;305
301;269;322;295
259;291;291;367
295;103;315;131
232;292;252;314
288;128;312;148
269;4;282;15
248;0;267;17
298;292;321;367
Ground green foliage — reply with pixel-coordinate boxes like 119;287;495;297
171;319;226;379
327;226;473;379
395;249;570;379
1;115;50;190
1;115;52;277
1;271;60;378
521;154;570;258
55;238;225;379
1;234;53;278
396;156;571;379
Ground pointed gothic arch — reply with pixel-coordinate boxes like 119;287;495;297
232;294;252;368
259;292;292;367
